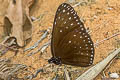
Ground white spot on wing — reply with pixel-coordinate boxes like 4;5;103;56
86;47;88;49
64;22;66;24
58;17;60;19
67;12;70;15
91;48;94;50
70;9;74;11
88;41;91;43
85;35;87;37
74;16;77;19
69;17;72;20
68;8;70;10
63;9;65;12
64;5;66;7
90;58;93;60
71;11;74;13
69;41;71;43
91;55;93;57
66;27;68;29
60;30;62;32
77;22;80;25
80;25;83;27
73;35;76;37
55;22;56;25
81;28;84;31
90;61;92;63
85;44;88;46
58;9;60;11
71;23;73;25
76;19;78;21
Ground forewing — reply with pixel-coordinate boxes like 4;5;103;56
52;3;83;56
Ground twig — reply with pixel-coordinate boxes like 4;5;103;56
76;48;120;80
64;66;71;80
53;74;59;80
41;40;51;53
25;68;43;79
27;40;51;56
24;30;49;52
73;1;87;8
32;13;46;22
94;32;120;47
25;64;51;80
90;20;109;34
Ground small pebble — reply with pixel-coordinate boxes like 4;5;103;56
107;7;113;10
31;16;37;21
109;73;119;79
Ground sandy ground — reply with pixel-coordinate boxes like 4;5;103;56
0;0;120;80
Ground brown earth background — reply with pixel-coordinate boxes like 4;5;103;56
0;0;120;80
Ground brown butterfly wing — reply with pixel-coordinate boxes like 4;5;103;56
51;3;94;67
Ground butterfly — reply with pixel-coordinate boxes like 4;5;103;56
48;3;95;67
